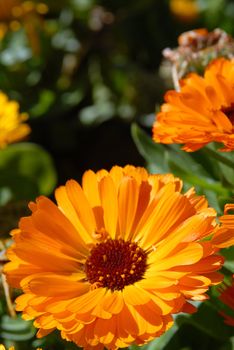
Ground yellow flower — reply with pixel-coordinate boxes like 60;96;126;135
153;58;234;152
4;165;233;349
0;91;30;148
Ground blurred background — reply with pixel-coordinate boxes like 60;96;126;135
2;0;234;187
2;0;234;349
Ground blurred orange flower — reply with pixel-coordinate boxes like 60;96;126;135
0;91;30;148
4;165;233;349
219;278;234;327
169;0;199;22
153;58;234;152
0;0;48;53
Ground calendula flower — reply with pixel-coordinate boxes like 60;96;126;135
219;278;234;327
153;58;234;152
0;92;30;148
4;165;232;349
169;0;199;22
212;204;234;249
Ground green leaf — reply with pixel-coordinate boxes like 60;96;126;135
167;146;229;196
222;246;234;273
175;302;232;341
131;123;169;173
131;124;229;200
0;315;35;341
141;324;179;350
0;143;57;200
30;90;55;118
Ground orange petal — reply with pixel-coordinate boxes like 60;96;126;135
99;176;118;239
118;176;140;240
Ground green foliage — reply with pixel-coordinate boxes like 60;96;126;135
0;143;57;204
222;247;234;273
0;316;35;342
131;123;233;212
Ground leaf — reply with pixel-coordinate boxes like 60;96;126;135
175;302;232;341
131;124;229;199
142;324;179;350
131;123;169;173
0;143;57;200
0;315;35;341
30;90;56;118
167;146;228;195
222;246;234;273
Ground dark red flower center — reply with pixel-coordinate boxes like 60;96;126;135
85;239;147;291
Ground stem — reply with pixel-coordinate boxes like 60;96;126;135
203;147;234;170
172;64;180;91
1;273;16;318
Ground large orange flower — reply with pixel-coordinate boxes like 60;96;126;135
0;91;30;148
153;58;234;152
219;278;234;327
4;165;233;349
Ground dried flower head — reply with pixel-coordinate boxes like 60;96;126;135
163;28;234;84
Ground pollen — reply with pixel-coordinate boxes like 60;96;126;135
84;239;148;291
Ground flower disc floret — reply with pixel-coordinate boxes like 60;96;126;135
85;238;147;290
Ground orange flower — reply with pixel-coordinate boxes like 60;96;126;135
0;0;48;24
0;92;30;148
153;58;234;152
219;278;234;327
211;204;234;249
4;165;232;349
169;0;199;22
0;0;48;52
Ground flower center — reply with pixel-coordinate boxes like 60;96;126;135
85;239;147;291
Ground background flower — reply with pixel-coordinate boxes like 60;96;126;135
153;58;234;152
0;91;30;148
5;165;233;349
